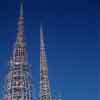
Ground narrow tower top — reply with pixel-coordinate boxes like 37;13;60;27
16;0;25;45
40;25;52;100
40;24;45;49
40;24;43;34
20;0;24;17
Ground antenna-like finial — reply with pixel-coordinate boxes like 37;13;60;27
20;0;24;16
40;24;45;48
40;24;43;33
16;0;25;44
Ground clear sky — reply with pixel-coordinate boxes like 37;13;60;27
0;0;99;100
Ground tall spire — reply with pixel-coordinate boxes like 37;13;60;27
40;25;52;100
40;24;45;49
16;0;25;46
12;0;26;64
3;1;33;100
40;24;48;77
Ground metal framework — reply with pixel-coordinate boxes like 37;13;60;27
3;1;32;100
40;25;52;100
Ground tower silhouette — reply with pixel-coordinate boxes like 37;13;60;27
40;25;52;100
4;1;33;100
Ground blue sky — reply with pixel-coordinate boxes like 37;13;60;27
0;0;99;100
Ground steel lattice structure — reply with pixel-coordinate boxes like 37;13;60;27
40;25;52;100
3;1;33;100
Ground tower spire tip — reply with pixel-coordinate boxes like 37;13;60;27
20;0;24;17
40;24;43;33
